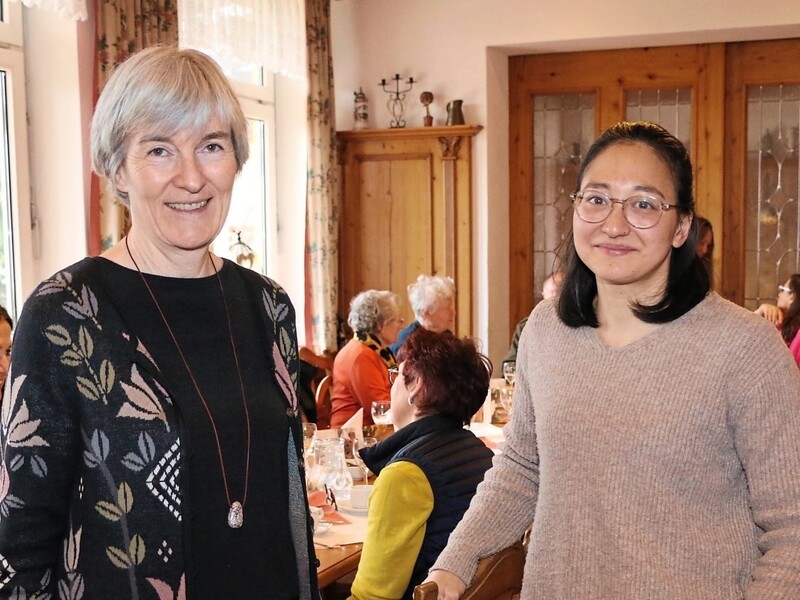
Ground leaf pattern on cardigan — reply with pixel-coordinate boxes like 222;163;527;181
0;258;316;598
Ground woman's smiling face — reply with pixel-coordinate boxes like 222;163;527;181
572;141;691;302
114;116;238;257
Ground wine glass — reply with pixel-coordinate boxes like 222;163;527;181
353;436;378;483
502;361;516;387
371;401;392;426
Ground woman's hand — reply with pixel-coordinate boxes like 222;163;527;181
755;303;784;326
422;569;467;600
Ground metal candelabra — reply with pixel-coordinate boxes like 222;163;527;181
379;74;415;128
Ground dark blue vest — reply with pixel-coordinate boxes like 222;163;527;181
361;414;494;600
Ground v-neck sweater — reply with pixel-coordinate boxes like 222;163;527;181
433;293;800;598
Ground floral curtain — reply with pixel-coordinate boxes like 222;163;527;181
88;0;178;254
305;0;339;353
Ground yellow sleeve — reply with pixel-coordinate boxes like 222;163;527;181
348;461;433;600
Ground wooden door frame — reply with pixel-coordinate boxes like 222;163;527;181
508;44;726;331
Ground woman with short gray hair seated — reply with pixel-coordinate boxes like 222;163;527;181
389;275;456;355
330;290;404;427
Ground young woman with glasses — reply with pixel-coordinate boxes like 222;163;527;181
425;121;800;599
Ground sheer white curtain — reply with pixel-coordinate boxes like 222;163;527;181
14;0;87;20
179;0;305;79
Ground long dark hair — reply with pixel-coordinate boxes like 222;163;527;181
781;274;800;344
557;121;710;327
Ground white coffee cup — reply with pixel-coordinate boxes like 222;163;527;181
310;506;324;530
349;484;373;509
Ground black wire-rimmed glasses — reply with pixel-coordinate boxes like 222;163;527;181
388;366;400;385
570;190;677;229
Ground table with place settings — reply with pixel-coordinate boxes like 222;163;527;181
313;494;370;588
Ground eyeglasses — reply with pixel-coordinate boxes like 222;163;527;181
388;366;400;385
778;285;794;294
570;190;677;230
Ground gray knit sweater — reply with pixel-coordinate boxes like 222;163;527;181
433;293;800;599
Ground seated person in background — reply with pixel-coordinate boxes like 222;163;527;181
503;270;562;364
695;215;715;280
330;290;404;428
754;274;800;367
349;329;494;600
389;274;455;355
0;305;12;396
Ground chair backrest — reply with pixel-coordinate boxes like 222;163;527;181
315;374;333;430
413;540;526;600
299;346;335;427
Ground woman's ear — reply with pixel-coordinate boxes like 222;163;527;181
672;213;692;249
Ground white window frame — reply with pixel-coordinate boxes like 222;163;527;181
0;1;30;319
0;0;23;47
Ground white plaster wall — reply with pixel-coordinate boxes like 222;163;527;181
23;7;89;290
331;0;800;371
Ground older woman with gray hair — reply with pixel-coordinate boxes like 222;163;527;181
330;290;404;427
0;47;318;599
389;274;456;355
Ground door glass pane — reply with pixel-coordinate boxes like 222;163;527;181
744;84;800;309
0;69;15;315
625;88;693;154
532;93;595;302
211;117;269;274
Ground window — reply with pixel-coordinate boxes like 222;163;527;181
0;1;30;320
205;61;279;277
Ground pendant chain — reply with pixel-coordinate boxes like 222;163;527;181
125;237;251;523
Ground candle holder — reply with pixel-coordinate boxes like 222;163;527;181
379;73;415;128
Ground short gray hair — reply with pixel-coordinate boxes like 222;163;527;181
407;275;455;319
348;290;401;335
90;46;249;206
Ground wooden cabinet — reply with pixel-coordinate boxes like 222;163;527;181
337;125;481;336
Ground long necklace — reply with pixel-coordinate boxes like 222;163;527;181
125;237;251;529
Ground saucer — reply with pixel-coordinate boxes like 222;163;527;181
337;498;368;515
314;521;333;535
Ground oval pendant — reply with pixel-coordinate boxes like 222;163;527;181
228;501;244;528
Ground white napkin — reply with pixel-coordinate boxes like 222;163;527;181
341;408;365;447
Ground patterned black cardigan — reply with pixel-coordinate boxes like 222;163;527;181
0;258;319;599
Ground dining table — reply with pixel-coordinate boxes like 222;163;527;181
313;492;370;589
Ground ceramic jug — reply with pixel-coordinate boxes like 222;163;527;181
446;99;465;125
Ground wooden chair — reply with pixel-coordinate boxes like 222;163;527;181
413;540;526;600
315;374;334;430
299;347;335;428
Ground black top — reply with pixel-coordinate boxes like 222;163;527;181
97;258;299;599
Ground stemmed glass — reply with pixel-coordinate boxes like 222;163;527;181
371;401;392;425
353;436;378;484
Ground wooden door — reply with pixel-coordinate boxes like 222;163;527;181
508;44;726;330
337;126;480;335
724;39;800;307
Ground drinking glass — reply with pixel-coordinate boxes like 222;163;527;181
302;423;317;456
371;401;392;425
502;361;516;387
353;436;378;483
